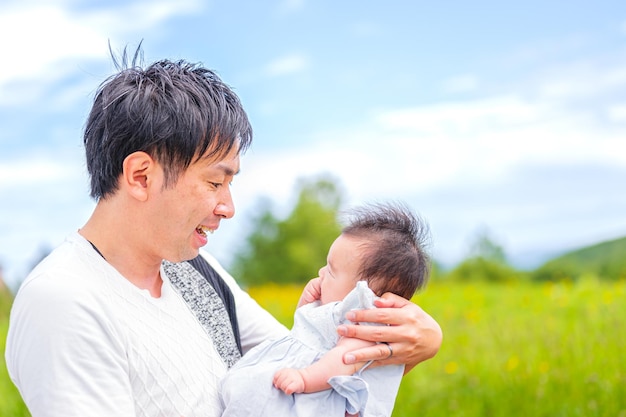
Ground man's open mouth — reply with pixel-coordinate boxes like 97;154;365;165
196;225;215;237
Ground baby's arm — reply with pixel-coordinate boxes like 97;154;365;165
273;336;375;395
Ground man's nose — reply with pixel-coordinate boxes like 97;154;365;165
215;187;235;219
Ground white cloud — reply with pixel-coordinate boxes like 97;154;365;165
607;104;626;122
383;98;622;165
0;0;204;103
0;5;105;85
235;83;626;227
538;60;626;99
0;156;79;189
376;96;541;134
264;54;309;77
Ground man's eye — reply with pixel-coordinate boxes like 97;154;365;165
209;182;222;188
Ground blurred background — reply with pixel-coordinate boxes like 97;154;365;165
1;0;626;290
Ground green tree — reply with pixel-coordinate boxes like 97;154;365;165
231;175;344;286
447;227;521;283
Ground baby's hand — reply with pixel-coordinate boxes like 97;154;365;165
273;368;305;395
297;277;322;307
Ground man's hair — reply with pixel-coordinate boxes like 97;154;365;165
84;46;252;200
342;202;431;300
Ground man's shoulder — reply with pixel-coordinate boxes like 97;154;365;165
15;238;111;307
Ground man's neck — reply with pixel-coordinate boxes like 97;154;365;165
79;203;164;297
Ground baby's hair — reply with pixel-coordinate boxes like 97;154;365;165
341;202;431;299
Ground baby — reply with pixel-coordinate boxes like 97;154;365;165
220;202;431;417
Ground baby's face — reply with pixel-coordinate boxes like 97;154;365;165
318;234;363;304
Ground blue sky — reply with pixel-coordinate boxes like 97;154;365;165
1;0;625;289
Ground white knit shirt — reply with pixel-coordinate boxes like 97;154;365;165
5;232;287;417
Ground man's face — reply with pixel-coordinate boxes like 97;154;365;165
149;146;240;263
318;234;363;305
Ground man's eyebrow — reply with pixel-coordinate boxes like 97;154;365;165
222;166;240;176
214;162;240;177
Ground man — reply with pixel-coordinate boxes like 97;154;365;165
6;52;442;417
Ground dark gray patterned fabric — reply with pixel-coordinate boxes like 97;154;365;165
163;260;241;368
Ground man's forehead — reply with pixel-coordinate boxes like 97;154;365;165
204;153;240;175
197;146;241;172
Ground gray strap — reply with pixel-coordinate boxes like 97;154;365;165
163;260;242;368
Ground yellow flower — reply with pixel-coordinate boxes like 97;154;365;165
444;361;458;375
506;355;519;372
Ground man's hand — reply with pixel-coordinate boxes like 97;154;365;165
337;292;442;372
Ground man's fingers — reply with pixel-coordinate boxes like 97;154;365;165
342;342;395;366
337;322;392;342
346;306;409;327
374;292;411;308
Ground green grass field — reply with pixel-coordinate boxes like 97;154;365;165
2;279;625;416
0;289;29;417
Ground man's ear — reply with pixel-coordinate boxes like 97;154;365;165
121;151;158;202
